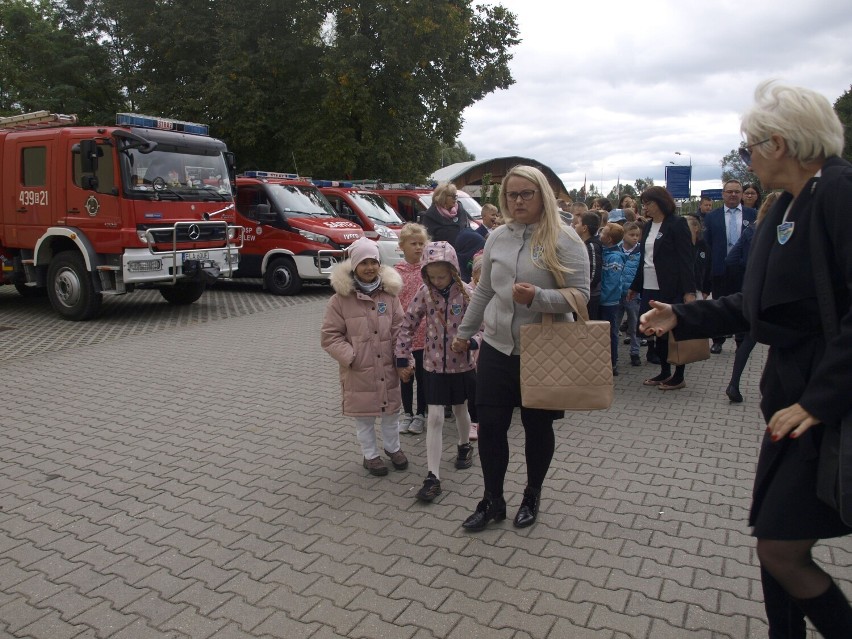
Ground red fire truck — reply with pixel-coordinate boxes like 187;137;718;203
234;171;364;295
0;111;242;320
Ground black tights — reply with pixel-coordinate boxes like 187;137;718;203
476;404;556;498
757;538;852;638
729;335;757;388
400;349;425;416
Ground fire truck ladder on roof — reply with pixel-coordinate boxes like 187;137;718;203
0;111;78;130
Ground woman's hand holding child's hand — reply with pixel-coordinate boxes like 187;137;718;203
451;337;469;353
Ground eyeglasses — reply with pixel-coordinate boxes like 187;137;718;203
738;138;771;166
505;189;538;201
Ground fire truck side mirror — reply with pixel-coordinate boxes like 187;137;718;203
79;140;100;174
224;152;237;194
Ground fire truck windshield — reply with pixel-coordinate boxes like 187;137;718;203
267;184;337;218
348;192;403;225
124;148;232;200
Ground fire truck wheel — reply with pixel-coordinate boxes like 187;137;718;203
14;282;47;298
47;250;103;320
264;257;302;296
159;281;206;305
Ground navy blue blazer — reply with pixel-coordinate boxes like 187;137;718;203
703;205;757;276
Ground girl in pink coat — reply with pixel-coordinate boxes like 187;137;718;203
396;241;481;502
321;238;409;477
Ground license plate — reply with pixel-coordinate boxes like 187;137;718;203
183;251;209;262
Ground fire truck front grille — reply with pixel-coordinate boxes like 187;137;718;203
146;226;227;243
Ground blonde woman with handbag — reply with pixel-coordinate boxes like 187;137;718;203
452;165;589;531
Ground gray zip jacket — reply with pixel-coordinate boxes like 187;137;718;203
457;221;590;355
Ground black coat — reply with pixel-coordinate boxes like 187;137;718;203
693;239;712;297
421;203;470;248
630;214;696;303
672;157;852;538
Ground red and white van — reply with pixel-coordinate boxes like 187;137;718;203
368;186;484;227
234;172;364;295
315;182;404;265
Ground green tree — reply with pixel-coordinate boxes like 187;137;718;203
720;146;761;190
835;85;852;163
480;172;500;206
0;0;121;121
633;177;654;193
439;141;475;168
607;183;636;203
302;0;519;180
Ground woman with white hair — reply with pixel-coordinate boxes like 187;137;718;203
640;80;852;637
452;165;590;531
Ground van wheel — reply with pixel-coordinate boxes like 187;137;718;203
47;250;102;320
264;257;302;295
14;282;47;298
160;281;205;305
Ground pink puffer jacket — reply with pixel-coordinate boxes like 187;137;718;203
396;241;481;374
321;260;404;417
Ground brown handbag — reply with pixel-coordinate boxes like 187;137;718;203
666;333;710;365
520;288;614;411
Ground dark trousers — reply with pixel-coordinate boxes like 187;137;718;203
600;304;620;367
400;349;425;416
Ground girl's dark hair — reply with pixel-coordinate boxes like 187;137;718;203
742;183;762;209
640;186;676;217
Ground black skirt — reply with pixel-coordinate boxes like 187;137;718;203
423;369;476;406
475;340;564;420
749;342;852;539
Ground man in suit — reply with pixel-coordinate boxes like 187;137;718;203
703;179;757;353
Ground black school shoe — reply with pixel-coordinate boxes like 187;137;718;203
513;487;541;528
462;493;507;531
416;472;441;502
455;443;474;469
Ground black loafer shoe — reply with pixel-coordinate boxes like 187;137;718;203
513;488;541;528
710;343;723;354
462;494;507;531
726;384;743;403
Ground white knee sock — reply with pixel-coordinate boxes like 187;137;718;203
453;403;471;445
426;405;444;479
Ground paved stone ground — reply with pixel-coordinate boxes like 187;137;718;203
0;283;848;638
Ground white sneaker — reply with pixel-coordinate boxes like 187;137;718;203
469;423;478;441
398;412;413;434
408;414;425;435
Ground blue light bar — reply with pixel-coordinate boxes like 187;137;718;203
242;171;303;180
313;179;353;188
116;113;209;136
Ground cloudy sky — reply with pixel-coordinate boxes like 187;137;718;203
458;0;852;196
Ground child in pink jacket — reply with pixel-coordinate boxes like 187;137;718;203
394;223;430;435
396;241;481;502
321;238;409;477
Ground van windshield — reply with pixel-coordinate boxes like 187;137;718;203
349;192;403;225
266;184;337;218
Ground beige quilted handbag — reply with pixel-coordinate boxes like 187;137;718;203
520;288;614;411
